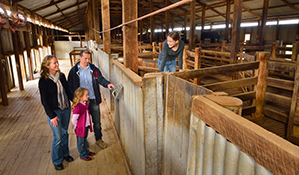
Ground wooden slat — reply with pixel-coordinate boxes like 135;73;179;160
242;105;256;115
203;77;258;91
267;61;296;73
263;107;288;123
266;77;294;91
233;91;256;101
192;96;299;174
172;61;259;80
265;92;292;108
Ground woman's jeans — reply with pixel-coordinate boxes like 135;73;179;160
89;99;102;141
47;107;71;165
158;59;177;72
77;127;90;158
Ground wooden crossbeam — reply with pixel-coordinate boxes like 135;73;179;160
43;1;86;18
280;0;299;13
31;0;67;12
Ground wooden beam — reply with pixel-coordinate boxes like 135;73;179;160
242;5;261;19
203;77;258;91
23;31;34;80
101;0;111;53
0;32;8;106
280;0;299;13
172;61;259;80
232;91;256;101
200;3;206;41
150;0;155;43
230;0;242;64
259;0;269;45
262;107;288;124
266;77;294;91
252;52;270;120
189;0;196;50
123;0;138;73
43;1;86;18
31;0;67;12
165;0;170;36
54;9;86;24
225;0;231;41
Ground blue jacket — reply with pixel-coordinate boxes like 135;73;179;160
68;62;110;105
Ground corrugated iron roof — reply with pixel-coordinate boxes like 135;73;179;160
11;0;299;32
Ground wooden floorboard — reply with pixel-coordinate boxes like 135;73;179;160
0;59;130;175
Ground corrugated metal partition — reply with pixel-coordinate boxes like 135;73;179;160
112;60;163;175
189;96;299;175
162;74;213;175
187;114;272;175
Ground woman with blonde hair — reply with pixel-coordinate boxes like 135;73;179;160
38;55;73;170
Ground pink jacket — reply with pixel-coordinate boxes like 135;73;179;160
72;102;93;137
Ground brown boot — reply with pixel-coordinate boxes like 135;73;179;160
96;139;107;149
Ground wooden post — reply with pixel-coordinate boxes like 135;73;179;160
183;45;188;70
252;52;270;120
276;18;280;41
287;54;299;142
101;0;111;54
23;31;34;80
139;12;143;41
122;0;138;73
159;42;163;52
271;42;278;58
225;0;231;41
0;32;8;105
150;0;155;43
17;32;27;82
184;13;187;43
291;43;299;61
194;47;201;85
165;0;170;36
152;42;157;54
230;0;243;64
259;0;269;46
11;31;24;90
188;0;196;50
200;4;206;41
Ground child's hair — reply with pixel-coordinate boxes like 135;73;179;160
167;31;181;41
72;87;89;110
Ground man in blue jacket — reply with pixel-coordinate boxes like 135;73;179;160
68;49;115;149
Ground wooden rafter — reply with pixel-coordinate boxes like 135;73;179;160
43;1;86;18
50;6;86;21
242;5;261;19
31;0;66;12
54;8;86;24
280;0;299;13
55;10;86;26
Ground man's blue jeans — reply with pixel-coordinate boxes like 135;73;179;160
89;99;102;141
158;59;177;72
77;127;90;158
47;107;71;165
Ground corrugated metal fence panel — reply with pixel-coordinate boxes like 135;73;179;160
162;74;213;175
187;114;273;175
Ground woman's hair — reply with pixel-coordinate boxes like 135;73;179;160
40;55;56;79
72;87;89;110
167;31;181;41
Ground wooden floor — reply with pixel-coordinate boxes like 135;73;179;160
0;59;130;175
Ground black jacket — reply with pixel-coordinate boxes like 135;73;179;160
38;72;72;119
68;62;110;105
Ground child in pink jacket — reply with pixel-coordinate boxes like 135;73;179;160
72;87;95;161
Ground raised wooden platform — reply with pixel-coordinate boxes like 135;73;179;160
0;59;130;175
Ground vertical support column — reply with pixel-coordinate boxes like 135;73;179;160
225;0;231;41
230;0;243;64
88;0;94;41
183;45;187;70
139;9;143;42
122;0;138;73
271;42;278;58
184;13;187;43
17;31;27;82
94;0;101;44
275;18;280;41
159;42;163;52
11;31;24;90
259;0;269;46
291;43;299;61
152;42;157;54
0;32;8;105
200;4;206;41
252;52;269;120
194;47;201;85
23;31;34;80
165;0;170;36
101;0;111;54
150;0;155;43
189;0;196;50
